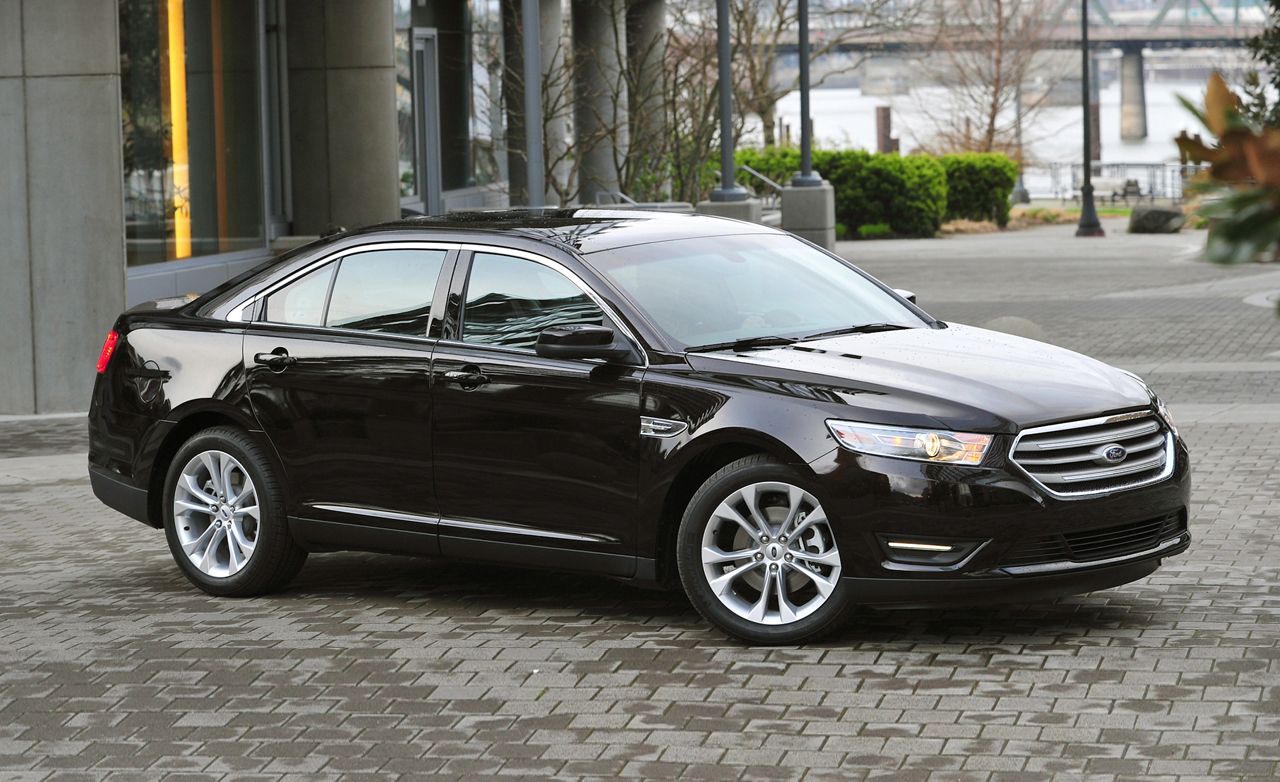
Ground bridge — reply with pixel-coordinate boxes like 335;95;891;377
775;0;1269;140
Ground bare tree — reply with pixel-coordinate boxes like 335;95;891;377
734;0;924;147
917;0;1062;155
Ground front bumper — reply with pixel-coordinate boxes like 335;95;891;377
808;435;1192;604
842;551;1181;608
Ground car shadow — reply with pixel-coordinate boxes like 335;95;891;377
119;549;1172;649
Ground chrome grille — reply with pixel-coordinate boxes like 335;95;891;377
1010;411;1173;498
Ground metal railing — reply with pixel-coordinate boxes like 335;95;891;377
1024;162;1210;203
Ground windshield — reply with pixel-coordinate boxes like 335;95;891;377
587;234;929;350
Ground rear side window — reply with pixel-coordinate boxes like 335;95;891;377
462;253;604;350
326;249;446;336
263;263;334;326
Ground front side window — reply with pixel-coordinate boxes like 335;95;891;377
462;254;604;350
326;249;445;336
264;264;334;326
588;234;928;350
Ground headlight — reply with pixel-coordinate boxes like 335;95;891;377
1153;394;1178;436
826;420;993;465
1121;370;1177;436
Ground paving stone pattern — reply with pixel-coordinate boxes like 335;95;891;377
0;220;1278;780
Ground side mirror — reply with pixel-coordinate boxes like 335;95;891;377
535;324;634;362
894;288;917;304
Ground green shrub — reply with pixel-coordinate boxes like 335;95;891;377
734;146;954;238
857;222;893;239
939;153;1019;227
815;149;947;238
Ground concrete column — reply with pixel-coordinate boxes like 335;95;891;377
572;0;627;204
0;0;126;414
782;184;836;250
541;0;571;204
626;0;665;193
286;0;398;234
1120;46;1147;141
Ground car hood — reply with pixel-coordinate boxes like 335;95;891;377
685;324;1151;433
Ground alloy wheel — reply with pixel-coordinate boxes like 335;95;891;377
172;450;260;578
700;481;842;626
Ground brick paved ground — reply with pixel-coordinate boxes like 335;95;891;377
1;218;1278;780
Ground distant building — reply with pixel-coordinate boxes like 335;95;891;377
2;0;663;414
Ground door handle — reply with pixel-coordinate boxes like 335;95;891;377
443;369;489;387
254;350;297;371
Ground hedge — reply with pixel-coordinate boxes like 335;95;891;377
939;153;1020;227
734;147;1016;238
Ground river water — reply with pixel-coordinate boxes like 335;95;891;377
773;78;1219;198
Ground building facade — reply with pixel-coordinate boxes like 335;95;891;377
1;0;663;414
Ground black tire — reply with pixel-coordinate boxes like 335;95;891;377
162;425;306;596
676;455;852;644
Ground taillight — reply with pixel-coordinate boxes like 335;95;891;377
96;330;120;374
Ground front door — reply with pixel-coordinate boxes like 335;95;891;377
244;245;453;551
430;250;644;574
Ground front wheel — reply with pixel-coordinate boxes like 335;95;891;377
676;456;851;644
162;426;306;596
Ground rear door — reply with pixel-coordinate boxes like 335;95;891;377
243;243;455;552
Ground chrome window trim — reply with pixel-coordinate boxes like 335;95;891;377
226;240;461;323
1008;410;1176;500
999;533;1187;575
446;243;650;369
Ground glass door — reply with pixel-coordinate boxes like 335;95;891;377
398;28;444;216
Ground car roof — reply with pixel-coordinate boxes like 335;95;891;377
353;208;779;255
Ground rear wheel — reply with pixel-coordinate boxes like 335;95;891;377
676;456;850;644
163;426;306;596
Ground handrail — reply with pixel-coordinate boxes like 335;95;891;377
737;164;785;194
594;191;639;206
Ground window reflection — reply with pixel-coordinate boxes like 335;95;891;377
463;254;604;350
264;264;334;327
327;250;445;336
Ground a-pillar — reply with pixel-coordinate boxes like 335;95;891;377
1;0;126;413
286;0;399;232
1120;45;1147;141
572;0;628;204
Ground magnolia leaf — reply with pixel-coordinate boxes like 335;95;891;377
1243;127;1280;187
1204;73;1241;137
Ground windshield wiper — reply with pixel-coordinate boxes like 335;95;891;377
800;323;912;341
685;335;799;354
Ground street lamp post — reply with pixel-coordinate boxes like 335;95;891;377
791;0;821;187
710;0;749;201
1076;0;1104;237
1011;82;1030;204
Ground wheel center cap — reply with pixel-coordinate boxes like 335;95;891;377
766;543;782;561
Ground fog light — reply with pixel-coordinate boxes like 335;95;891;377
876;534;988;570
886;540;954;553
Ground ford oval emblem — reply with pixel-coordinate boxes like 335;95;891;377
1102;444;1127;463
